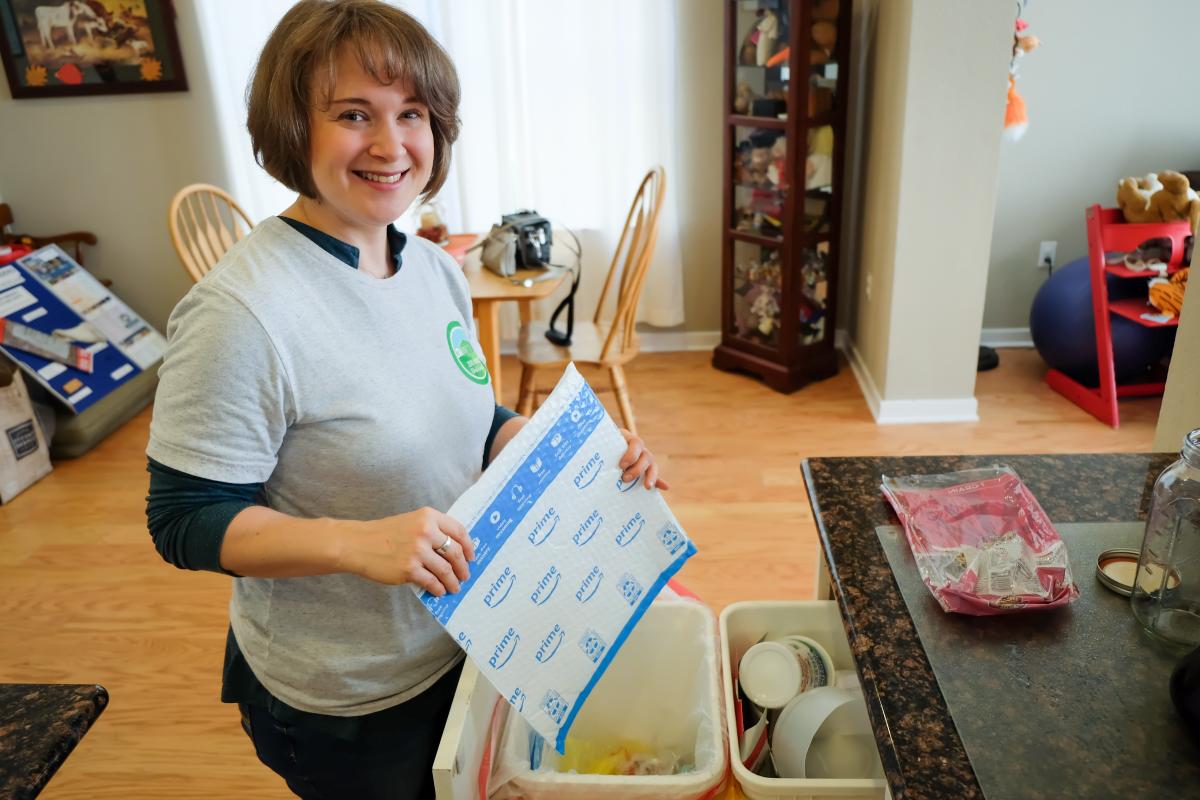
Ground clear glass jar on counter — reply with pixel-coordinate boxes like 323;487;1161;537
1132;428;1200;648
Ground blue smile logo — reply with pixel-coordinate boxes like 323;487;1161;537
573;452;603;489
535;624;565;664
530;565;561;606
489;627;520;670
573;510;602;546
527;507;559;546
615;512;645;547
483;566;515;609
616;475;639;492
575;566;602;603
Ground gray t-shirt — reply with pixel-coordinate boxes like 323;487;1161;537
148;216;494;716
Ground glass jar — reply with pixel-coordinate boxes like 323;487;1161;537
1132;428;1200;648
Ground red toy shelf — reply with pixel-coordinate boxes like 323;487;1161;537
1108;297;1180;328
1045;205;1189;427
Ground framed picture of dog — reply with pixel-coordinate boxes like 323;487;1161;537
0;0;187;98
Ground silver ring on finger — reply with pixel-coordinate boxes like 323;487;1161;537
435;533;453;557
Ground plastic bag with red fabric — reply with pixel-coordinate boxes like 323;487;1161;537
881;466;1079;615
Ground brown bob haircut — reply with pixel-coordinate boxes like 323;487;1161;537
247;0;461;201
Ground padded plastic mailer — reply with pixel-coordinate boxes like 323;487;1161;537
880;466;1079;615
418;364;697;752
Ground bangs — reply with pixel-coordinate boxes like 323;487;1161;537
311;27;432;109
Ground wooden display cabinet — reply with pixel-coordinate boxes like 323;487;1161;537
713;0;850;393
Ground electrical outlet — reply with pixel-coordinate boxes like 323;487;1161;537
1038;241;1057;270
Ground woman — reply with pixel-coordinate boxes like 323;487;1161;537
145;2;666;798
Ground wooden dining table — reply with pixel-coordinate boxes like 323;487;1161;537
447;234;567;402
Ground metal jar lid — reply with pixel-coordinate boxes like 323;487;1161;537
1095;548;1140;597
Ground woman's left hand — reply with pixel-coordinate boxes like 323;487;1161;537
618;429;670;491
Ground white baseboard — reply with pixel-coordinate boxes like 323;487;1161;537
981;327;1033;348
845;338;980;424
845;338;883;419
501;329;722;355
503;329;846;355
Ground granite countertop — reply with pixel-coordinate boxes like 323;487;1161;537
801;453;1176;800
0;684;108;799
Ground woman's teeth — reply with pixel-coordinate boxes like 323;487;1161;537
356;171;404;184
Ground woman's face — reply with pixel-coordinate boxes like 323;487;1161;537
306;49;435;233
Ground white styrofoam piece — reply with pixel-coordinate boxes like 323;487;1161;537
418;364;696;753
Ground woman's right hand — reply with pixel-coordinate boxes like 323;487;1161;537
339;507;475;596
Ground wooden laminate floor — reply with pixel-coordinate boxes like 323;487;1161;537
0;349;1160;798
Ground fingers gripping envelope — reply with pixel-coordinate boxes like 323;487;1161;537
416;364;696;754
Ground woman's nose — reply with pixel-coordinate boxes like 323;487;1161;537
368;122;406;161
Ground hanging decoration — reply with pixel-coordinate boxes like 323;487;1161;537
1003;2;1040;142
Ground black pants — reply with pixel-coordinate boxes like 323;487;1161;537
239;663;463;800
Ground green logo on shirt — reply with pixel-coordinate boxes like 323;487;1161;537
446;321;489;385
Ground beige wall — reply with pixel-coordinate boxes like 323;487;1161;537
848;0;1012;406
1154;292;1199;451
672;0;724;333
986;0;1200;329
0;3;226;333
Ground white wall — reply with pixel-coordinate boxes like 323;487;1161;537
986;0;1200;330
0;3;228;333
847;0;1012;421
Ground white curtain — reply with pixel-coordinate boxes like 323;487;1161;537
193;0;686;330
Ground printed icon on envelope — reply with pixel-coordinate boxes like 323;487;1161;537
579;628;608;664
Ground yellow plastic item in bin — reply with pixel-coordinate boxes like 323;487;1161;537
558;736;692;776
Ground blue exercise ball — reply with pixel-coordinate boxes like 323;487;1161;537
1030;256;1174;386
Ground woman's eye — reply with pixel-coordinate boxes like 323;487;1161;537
402;109;424;121
339;110;367;122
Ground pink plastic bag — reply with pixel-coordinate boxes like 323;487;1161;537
880;466;1079;615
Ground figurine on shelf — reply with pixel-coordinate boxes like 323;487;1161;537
805;126;834;190
812;19;837;63
749;146;772;186
766;137;787;189
734;81;756;115
756;9;780;67
751;290;780;337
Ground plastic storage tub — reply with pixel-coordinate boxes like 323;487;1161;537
720;601;888;800
435;599;727;799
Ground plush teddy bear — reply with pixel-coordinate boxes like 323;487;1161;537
1149;170;1200;226
1148;268;1188;318
1117;170;1200;235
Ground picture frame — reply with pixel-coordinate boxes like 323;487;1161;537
0;0;187;99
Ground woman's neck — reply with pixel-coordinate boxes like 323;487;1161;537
282;197;393;279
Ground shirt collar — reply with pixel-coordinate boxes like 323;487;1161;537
277;216;406;272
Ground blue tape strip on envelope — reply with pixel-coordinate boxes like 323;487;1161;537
418;363;696;753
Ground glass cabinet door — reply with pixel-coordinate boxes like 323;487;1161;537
732;126;788;239
733;0;790;118
731;240;783;349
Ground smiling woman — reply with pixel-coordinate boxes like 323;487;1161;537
143;2;666;798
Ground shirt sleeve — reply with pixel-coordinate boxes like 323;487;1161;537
147;284;295;484
145;457;264;575
483;403;520;469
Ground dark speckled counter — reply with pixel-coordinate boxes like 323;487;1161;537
0;684;107;799
801;453;1189;800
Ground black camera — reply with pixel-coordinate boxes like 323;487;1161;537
501;210;553;267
